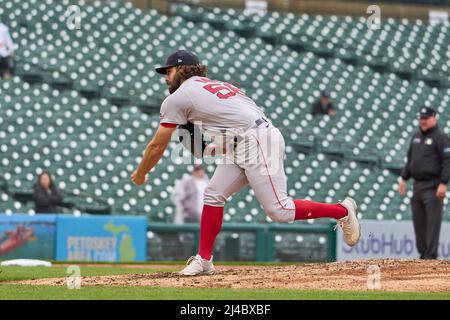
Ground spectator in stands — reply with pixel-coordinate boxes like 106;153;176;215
0;21;15;80
172;164;210;223
399;106;450;259
311;90;336;117
33;171;64;214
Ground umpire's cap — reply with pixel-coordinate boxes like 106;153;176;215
155;50;199;75
419;106;437;119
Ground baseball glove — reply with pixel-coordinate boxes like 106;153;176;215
178;122;208;159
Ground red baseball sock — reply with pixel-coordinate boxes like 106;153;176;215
198;205;224;260
294;200;348;220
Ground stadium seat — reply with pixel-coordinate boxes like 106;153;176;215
0;0;448;222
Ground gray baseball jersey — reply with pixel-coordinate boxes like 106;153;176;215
160;76;296;223
160;76;266;136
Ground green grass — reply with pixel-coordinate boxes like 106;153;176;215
0;265;449;300
0;285;449;300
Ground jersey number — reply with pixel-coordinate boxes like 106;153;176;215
195;77;245;99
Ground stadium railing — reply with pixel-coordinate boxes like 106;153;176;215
147;222;337;262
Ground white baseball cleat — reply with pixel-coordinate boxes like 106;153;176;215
336;197;361;247
179;254;215;276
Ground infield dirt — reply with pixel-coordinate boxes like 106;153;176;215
12;259;450;292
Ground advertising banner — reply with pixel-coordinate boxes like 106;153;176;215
0;214;56;260
337;220;450;260
56;215;147;262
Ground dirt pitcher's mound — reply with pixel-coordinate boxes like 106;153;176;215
13;259;450;292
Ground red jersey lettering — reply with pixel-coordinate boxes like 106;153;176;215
195;77;245;100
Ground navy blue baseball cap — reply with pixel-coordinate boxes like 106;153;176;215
419;106;436;119
155;50;200;75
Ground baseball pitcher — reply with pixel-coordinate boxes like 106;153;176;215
131;50;361;275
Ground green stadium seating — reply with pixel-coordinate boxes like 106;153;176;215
0;0;448;223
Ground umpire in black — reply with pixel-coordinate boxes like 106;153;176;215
399;106;450;259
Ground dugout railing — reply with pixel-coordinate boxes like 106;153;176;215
147;222;337;262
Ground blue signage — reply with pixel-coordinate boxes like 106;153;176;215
0;214;57;260
56;215;147;262
337;220;450;260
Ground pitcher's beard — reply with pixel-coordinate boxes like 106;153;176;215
168;73;183;94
